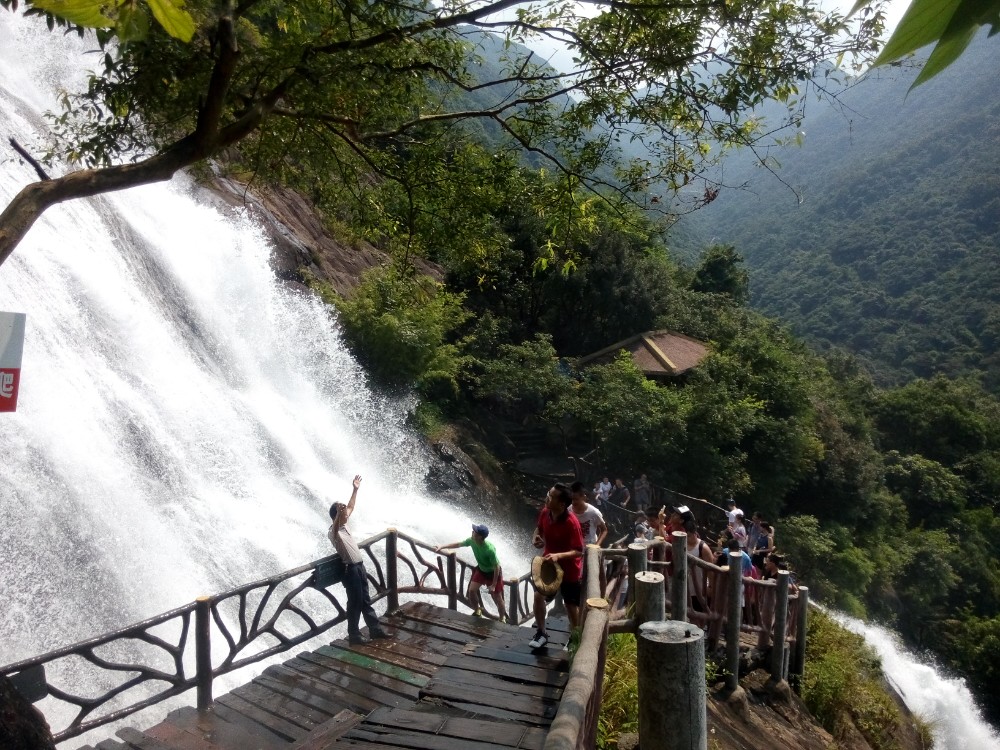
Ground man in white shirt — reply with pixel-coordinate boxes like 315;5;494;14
328;475;391;645
595;477;612;506
726;498;744;527
570;481;608;546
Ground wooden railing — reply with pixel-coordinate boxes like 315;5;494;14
2;528;804;748
0;528;535;744
543;535;808;750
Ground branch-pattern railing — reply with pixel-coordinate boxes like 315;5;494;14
0;528;536;744
2;528;803;748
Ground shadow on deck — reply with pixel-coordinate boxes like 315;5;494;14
79;602;571;750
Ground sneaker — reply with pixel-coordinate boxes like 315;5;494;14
348;634;367;646
498;614;508;624
528;630;549;649
370;629;391;640
473;608;483;617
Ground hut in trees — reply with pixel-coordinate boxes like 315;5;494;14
576;330;709;380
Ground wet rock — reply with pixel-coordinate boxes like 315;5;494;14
0;675;56;750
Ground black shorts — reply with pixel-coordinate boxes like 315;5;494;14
545;579;582;607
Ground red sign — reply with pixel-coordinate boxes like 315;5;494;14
0;312;26;413
0;368;20;411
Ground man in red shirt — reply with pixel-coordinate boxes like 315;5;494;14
529;483;584;649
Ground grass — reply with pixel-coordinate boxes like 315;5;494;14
597;633;639;748
802;609;929;750
596;632;721;748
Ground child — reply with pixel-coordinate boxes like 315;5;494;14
435;524;507;622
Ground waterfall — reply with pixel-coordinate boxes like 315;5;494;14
831;612;1000;750
0;7;528;697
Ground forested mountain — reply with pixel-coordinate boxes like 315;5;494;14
687;33;1000;392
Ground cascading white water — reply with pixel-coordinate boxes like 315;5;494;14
831;612;1000;749
0;7;529;695
6;10;1000;750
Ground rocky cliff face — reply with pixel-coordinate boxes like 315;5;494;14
203;175;440;297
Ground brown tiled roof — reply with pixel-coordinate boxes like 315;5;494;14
576;330;710;378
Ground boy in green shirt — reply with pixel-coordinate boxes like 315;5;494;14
435;524;507;622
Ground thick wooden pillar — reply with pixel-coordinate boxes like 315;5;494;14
626;543;648;610
634;571;665;627
638;620;707;750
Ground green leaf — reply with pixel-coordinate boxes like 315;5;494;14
911;21;979;86
873;0;960;64
116;1;150;42
30;0;116;28
146;0;196;41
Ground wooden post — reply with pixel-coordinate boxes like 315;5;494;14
770;570;790;683
671;531;687;622
585;545;603;601
634;571;665;628
582;546;603;629
586;599;610;749
386;529;399;613
446;552;458;611
652;537;666;563
638;621;707;750
626;543;648;611
790;586;809;693
546;602;610;750
507;580;519;624
195;596;212;711
725;552;743;692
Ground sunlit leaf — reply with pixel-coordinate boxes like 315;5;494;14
30;0;116;28
873;0;961;63
147;0;196;41
863;0;1000;86
912;21;979;85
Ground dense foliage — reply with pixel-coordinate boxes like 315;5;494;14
689;35;1000;393
323;136;1000;719
0;0;887;266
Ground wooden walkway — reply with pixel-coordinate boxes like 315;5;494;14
78;602;571;750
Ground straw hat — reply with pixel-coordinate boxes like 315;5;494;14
531;556;563;596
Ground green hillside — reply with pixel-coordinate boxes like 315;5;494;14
690;34;1000;392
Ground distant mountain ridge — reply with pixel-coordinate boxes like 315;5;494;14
686;33;1000;391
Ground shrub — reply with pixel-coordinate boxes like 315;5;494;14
803;610;907;750
333;266;470;398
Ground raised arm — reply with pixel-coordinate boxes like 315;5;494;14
344;474;361;519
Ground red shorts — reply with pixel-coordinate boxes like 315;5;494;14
471;566;503;594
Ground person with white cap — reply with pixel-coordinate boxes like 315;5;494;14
435;523;507;622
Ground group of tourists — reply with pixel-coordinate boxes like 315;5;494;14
327;473;793;652
592;473;654;511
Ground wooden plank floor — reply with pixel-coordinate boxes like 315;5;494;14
78;602;572;750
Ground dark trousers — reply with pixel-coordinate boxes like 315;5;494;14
344;561;381;637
